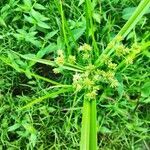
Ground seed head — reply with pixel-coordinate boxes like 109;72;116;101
78;43;92;52
125;56;134;64
68;55;76;64
85;90;97;100
55;56;65;65
73;73;81;82
57;49;64;56
110;79;119;88
53;68;61;74
108;62;117;70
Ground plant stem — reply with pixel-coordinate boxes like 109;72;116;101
85;0;98;54
95;0;150;67
80;98;90;150
80;98;97;150
89;100;97;150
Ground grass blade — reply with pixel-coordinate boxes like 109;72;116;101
19;87;72;110
118;0;150;38
0;56;63;85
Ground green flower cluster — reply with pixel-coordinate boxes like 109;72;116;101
53;41;141;100
108;35;141;65
71;43;119;100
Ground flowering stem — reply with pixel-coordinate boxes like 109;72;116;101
57;0;70;56
95;0;150;67
85;0;98;54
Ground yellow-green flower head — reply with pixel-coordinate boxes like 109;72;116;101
73;73;81;82
85;90;97;100
78;43;92;52
83;77;94;89
123;48;130;54
110;79;119;88
131;44;141;54
83;53;90;59
105;71;115;81
85;64;95;71
57;49;64;56
103;54;110;63
53;68;61;74
108;62;117;70
75;84;82;92
115;44;125;56
125;55;134;64
68;55;76;64
82;71;89;78
55;56;65;65
93;74;100;81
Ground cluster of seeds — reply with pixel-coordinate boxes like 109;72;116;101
108;35;141;65
53;39;141;100
55;49;65;65
125;43;141;64
78;43;93;60
72;67;119;99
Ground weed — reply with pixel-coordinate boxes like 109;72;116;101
0;0;150;149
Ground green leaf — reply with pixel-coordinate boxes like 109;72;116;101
122;7;150;20
22;123;36;134
24;14;36;24
89;100;97;150
0;17;6;27
141;81;150;97
122;7;137;20
23;0;32;8
116;73;124;99
80;98;97;150
30;133;37;147
71;27;86;41
45;30;58;40
1;4;10;13
0;35;3;39
30;9;49;22
93;13;101;23
34;3;46;10
37;21;50;29
142;97;150;103
99;126;111;134
36;43;57;58
8;124;21;132
80;98;90;150
78;0;85;6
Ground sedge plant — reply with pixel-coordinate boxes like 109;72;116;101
0;0;150;149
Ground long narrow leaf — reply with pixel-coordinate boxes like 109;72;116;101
0;56;62;85
19;87;72;110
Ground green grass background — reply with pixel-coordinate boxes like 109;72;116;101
0;0;150;149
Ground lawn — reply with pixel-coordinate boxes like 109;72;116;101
0;0;150;149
